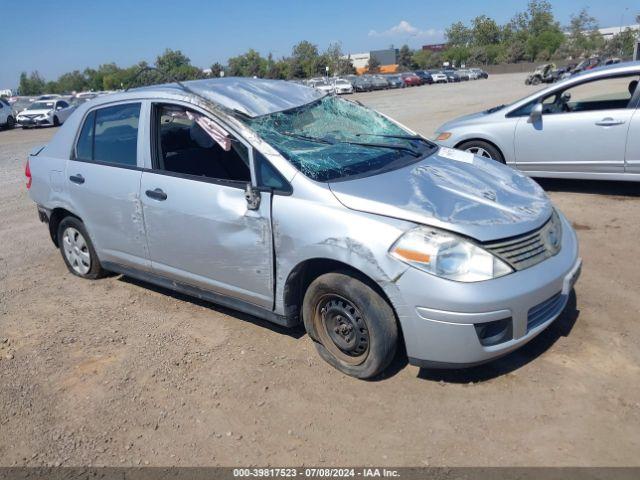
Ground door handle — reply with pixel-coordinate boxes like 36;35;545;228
69;174;85;184
145;188;167;201
595;118;625;127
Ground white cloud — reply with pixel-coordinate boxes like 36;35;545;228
368;20;442;39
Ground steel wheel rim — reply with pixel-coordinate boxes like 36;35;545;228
62;227;91;275
314;294;369;366
466;146;493;159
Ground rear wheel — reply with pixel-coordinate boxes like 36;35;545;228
57;216;106;279
303;272;398;379
457;140;504;163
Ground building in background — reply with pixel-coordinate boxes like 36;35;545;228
342;49;398;75
596;24;640;41
422;43;447;52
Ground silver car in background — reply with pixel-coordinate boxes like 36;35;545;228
26;78;581;379
435;62;640;181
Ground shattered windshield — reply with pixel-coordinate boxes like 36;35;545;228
243;96;435;182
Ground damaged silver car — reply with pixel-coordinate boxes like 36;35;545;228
26;78;581;378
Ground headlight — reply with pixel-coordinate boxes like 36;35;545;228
390;227;513;282
435;132;452;141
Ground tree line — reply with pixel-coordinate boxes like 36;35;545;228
16;1;638;95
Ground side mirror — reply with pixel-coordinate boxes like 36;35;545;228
244;183;261;210
529;103;543;124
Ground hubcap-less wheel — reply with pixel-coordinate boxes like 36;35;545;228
62;227;91;275
465;146;493;159
315;294;369;366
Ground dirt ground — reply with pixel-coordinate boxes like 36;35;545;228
0;73;639;467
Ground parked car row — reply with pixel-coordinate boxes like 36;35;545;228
1;91;110;130
302;67;489;94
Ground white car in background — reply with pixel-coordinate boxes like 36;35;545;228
430;71;448;83
16;99;75;128
0;97;16;129
307;78;335;94
333;78;354;94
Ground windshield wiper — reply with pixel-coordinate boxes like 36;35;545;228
338;140;421;157
281;132;420;156
281;132;333;144
354;133;434;146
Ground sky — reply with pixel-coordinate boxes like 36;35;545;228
0;0;636;88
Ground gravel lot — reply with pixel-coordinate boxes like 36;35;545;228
1;72;639;467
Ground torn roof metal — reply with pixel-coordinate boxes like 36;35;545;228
133;77;326;118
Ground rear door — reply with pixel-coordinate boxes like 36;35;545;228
140;102;274;308
513;74;638;175
67;102;150;270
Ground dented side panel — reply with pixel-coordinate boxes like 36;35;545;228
139;172;274;308
271;177;414;320
65;162;150;270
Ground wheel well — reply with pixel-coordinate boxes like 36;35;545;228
455;138;504;160
48;208;79;247
282;258;396;326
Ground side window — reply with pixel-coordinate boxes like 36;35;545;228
255;150;290;192
76;110;95;161
75;103;140;166
542;75;639;115
94;103;140;166
58;101;69;109
154;104;250;183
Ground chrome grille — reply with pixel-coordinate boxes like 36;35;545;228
484;212;562;271
527;292;564;331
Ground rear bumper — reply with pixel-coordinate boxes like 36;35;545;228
394;213;581;368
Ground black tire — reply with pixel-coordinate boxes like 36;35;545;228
6;116;15;129
53;116;60;127
57;216;107;279
303;272;398;379
457;140;505;163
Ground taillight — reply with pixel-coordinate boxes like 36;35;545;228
25;159;32;189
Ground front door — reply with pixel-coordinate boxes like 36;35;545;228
514;74;638;175
140;102;274;308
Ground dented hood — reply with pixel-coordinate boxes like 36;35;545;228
328;148;552;242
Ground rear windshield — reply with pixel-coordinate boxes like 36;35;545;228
243;96;435;182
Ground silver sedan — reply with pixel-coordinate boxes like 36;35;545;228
434;61;640;181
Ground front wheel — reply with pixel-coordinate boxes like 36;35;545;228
57;216;107;279
53;116;60;127
457;140;505;163
303;272;398;379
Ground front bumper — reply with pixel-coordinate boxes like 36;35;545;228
18;117;51;126
395;213;581;368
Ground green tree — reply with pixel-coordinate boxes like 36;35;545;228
443;46;471;67
446;21;471;46
471;15;501;45
209;62;224;78
227;49;267;77
565;8;604;58
55;70;87;93
366;56;381;74
290;40;321;78
155;49;203;81
18;71;46;95
397;44;414;70
602;27;638;58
